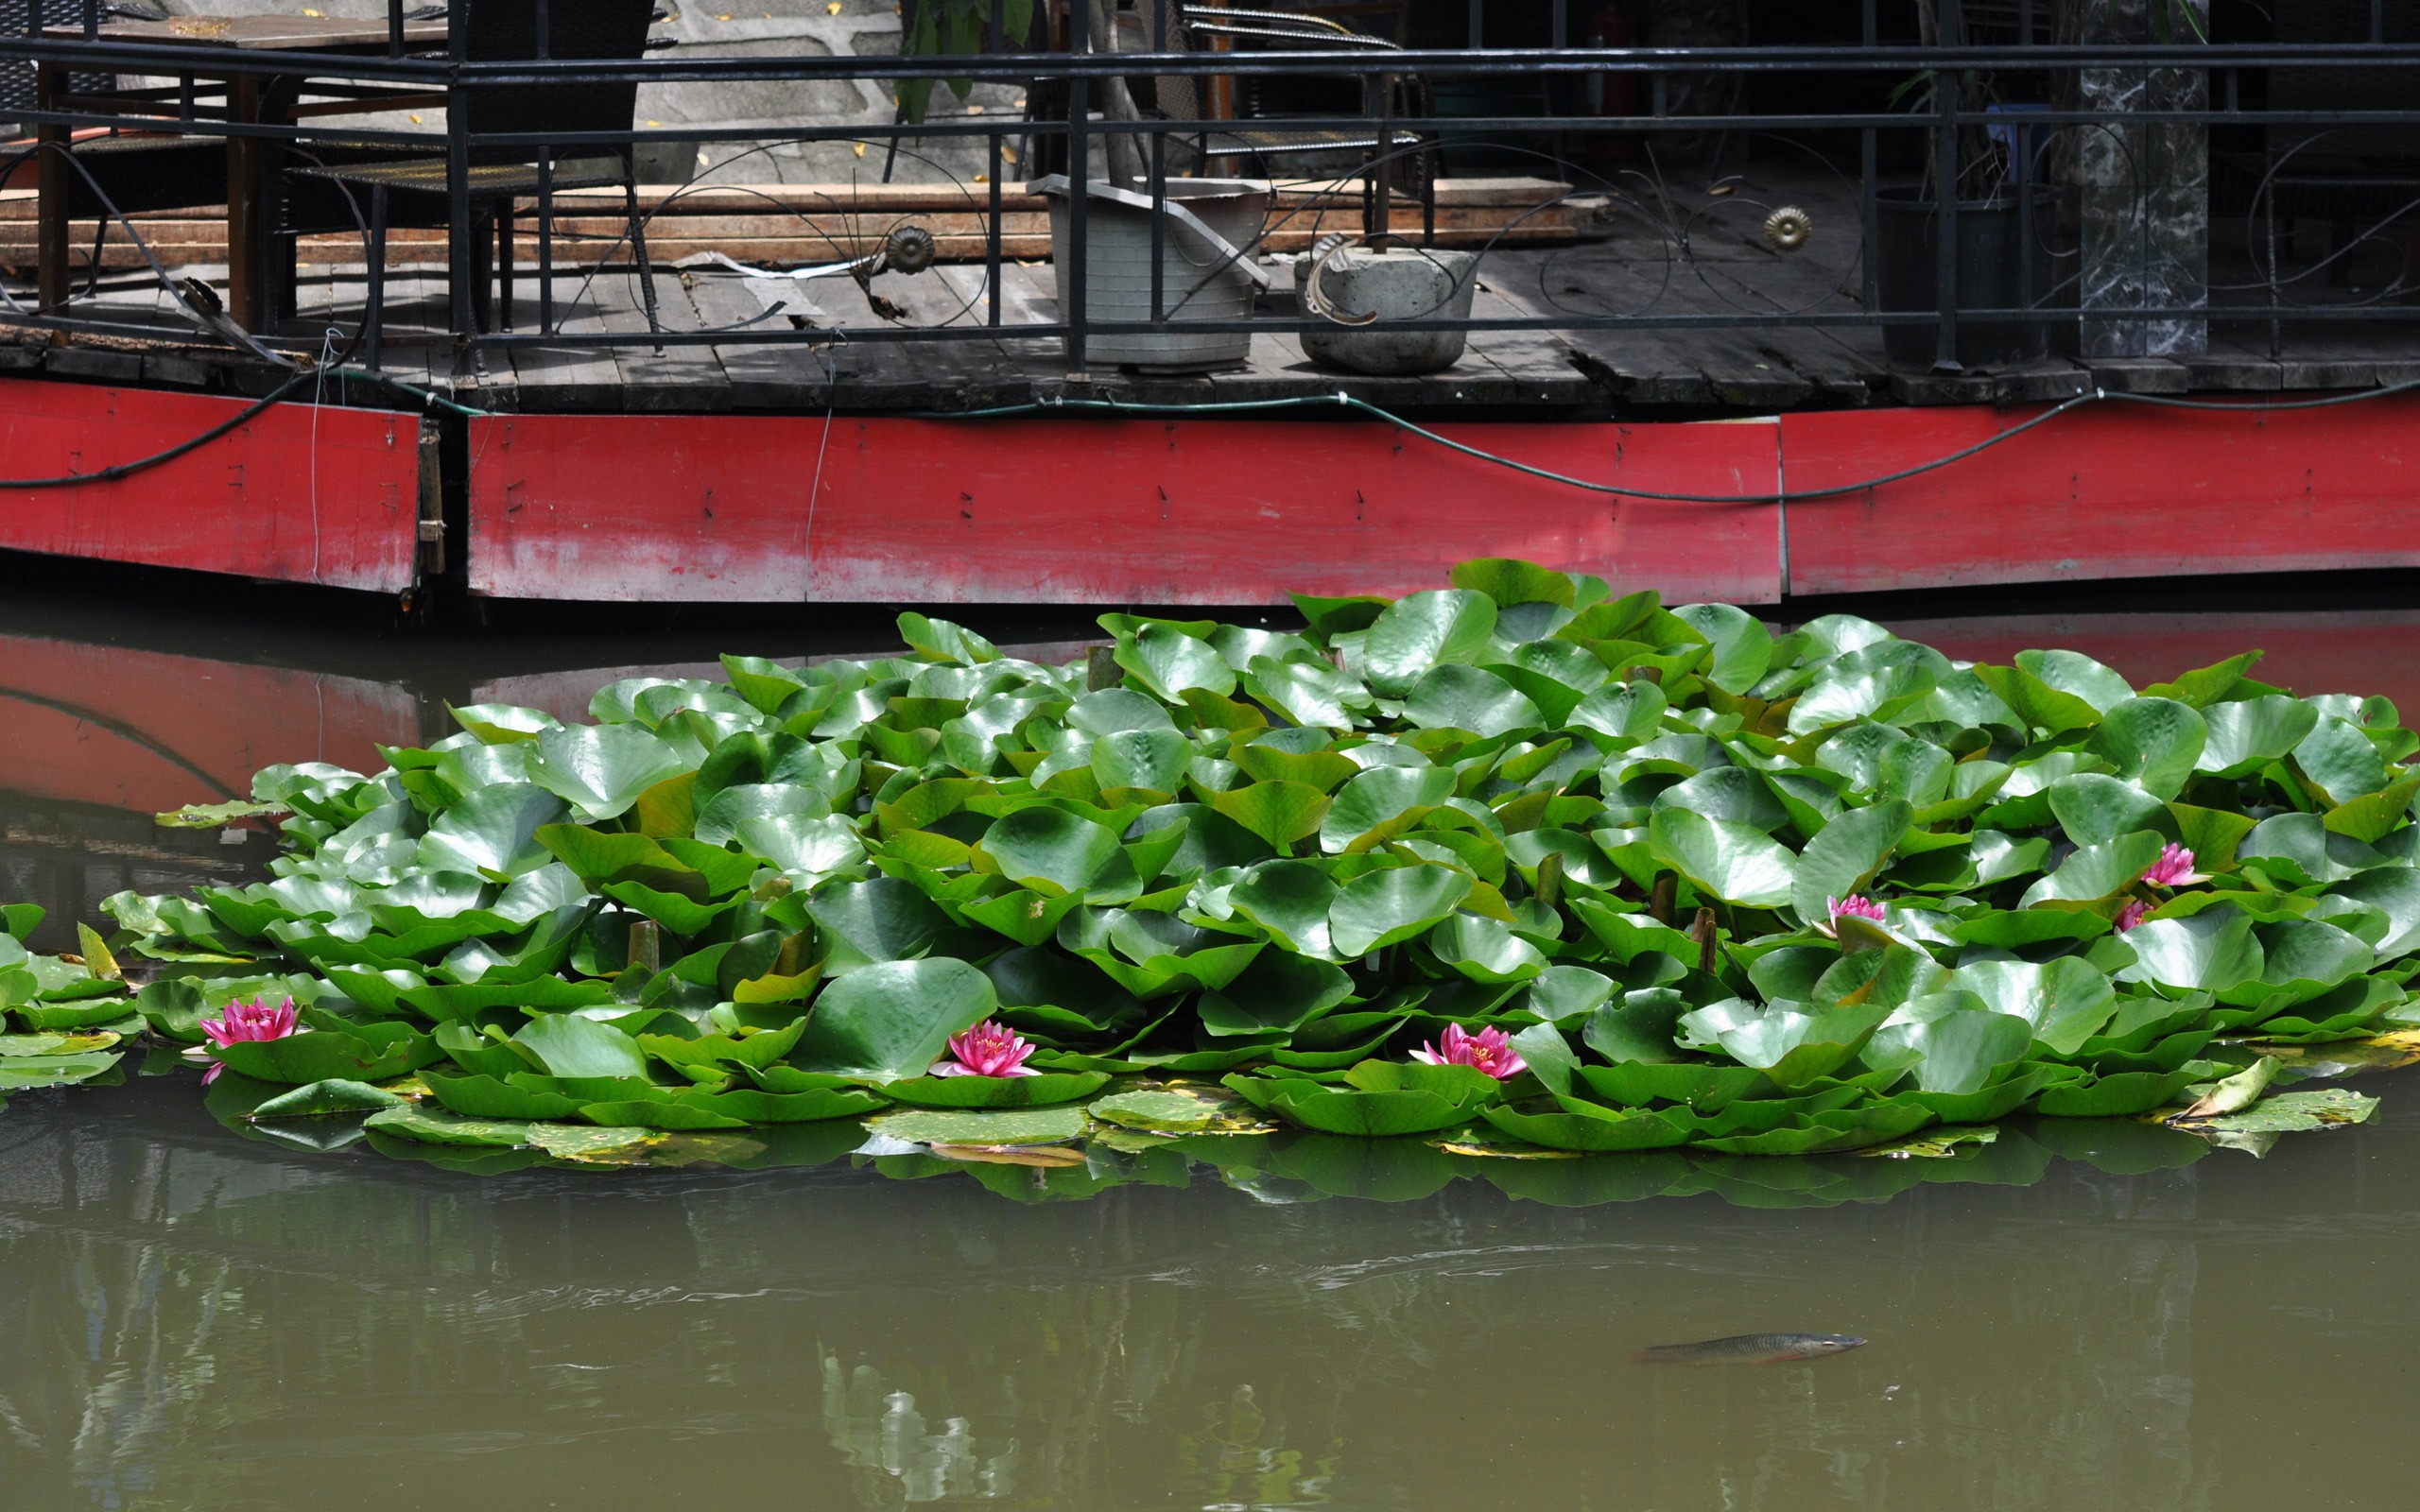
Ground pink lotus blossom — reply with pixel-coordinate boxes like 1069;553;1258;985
2140;843;2206;888
198;996;298;1085
2115;898;2152;934
931;1019;1039;1078
1816;894;1888;937
1410;1022;1528;1080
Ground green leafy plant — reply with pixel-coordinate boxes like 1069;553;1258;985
69;558;2420;1177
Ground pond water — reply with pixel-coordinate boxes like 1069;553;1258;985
3;584;2418;1511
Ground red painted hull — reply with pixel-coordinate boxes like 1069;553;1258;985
1779;398;2420;595
0;378;420;593
2;373;2417;605
464;412;1783;604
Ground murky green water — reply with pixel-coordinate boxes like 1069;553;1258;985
5;587;2419;1510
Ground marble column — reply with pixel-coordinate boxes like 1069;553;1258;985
2067;0;2210;355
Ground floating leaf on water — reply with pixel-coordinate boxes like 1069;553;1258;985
869;1106;1091;1146
155;799;291;829
2173;1087;2379;1138
249;1078;408;1119
1854;1125;1999;1160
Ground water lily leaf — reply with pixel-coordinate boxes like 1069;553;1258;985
511;1014;648;1079
696;782;827;849
1243;656;1371;729
1321;765;1455;853
449;702;562;745
2021;831;2167;906
2017;649;2135;713
1211;781;1332;852
2324;775;2420;845
738;813;865;876
2046;773;2170;850
1789;799;1911;927
248;1078;406;1118
805;878;950;972
1684;998;1893;1088
1453;557;1576;610
2087;697;2207;800
1328;864;1474;957
1090;1085;1266;1133
1669;603;1772;695
791;957;996;1079
2187;1087;2378;1135
1970;663;2104;737
525;724;691;821
579;1100;752;1131
876;1070;1110;1108
1787;639;1948;733
2196;695;2319;777
1115;623;1235;702
2121;909;2264;993
1225;859;1343;957
2033;1068;2201;1117
422;1070;587;1119
977;807;1126;899
2331;868;2420;956
1653;767;1790;835
1889;1008;2034;1095
1428;914;1547;984
1568;680;1668;744
213;1031;415;1085
1199;952;1353;1037
1243;1077;1485;1137
870;1105;1090;1145
1404;663;1542;736
1690;1100;1940;1157
679;1086;888;1122
1949;956;2119;1056
1648;809;1795;908
362;1104;531;1147
1363;589;1497;697
416;784;570;882
1090;727;1194;798
1478;1100;1693;1152
2294;715;2392;804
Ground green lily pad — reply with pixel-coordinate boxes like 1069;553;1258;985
877;1071;1111;1108
869;1106;1092;1145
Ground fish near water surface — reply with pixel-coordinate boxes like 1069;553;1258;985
1631;1332;1867;1366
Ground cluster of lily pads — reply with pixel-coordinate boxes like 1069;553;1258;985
95;558;2420;1172
0;909;136;1101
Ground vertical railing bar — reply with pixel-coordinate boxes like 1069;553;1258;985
388;0;403;58
1467;0;1481;49
1552;0;1567;49
1932;0;1962;372
1067;26;1089;371
535;0;551;335
447;2;473;351
79;0;94;42
988;0;1004;328
1148;0;1164;325
1862;0;1877;314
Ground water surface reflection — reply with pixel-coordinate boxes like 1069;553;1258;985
2;1073;2415;1511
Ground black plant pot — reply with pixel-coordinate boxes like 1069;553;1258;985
1875;184;2057;369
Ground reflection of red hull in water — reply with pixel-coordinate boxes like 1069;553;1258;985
0;634;417;815
1903;612;2420;721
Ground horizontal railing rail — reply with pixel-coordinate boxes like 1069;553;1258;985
8;23;2420;385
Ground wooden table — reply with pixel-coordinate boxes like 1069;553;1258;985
36;14;446;329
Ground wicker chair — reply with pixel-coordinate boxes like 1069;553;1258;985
286;0;662;361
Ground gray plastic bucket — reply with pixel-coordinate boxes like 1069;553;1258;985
1034;176;1271;372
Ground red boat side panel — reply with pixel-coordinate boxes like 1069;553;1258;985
464;413;1786;605
0;378;420;593
0;633;420;814
1780;398;2420;594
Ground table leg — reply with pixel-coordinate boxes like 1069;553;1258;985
36;64;67;312
227;74;263;331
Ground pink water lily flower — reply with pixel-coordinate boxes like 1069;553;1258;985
2140;843;2206;888
2116;898;2152;934
1411;1022;1528;1081
931;1019;1039;1078
198;996;299;1085
1817;894;1888;937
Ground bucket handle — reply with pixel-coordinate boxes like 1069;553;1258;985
1029;175;1273;290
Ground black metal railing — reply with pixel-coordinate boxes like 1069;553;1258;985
7;0;2420;382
